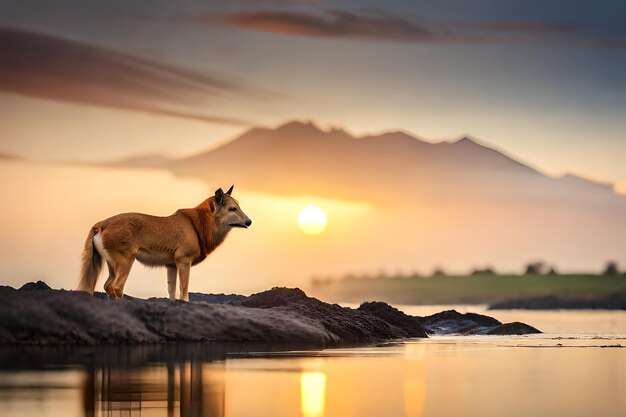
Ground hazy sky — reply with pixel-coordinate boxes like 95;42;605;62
1;1;625;294
1;0;625;189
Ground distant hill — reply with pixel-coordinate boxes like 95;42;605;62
310;273;626;306
143;120;624;208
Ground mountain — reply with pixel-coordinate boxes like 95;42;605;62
156;120;623;207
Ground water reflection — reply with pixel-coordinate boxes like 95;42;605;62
81;355;331;417
82;361;224;417
1;328;625;417
300;372;326;417
403;343;426;417
75;346;416;417
0;342;311;417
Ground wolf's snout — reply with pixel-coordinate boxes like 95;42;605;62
245;219;252;227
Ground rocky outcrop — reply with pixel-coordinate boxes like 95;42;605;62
357;301;428;338
19;280;52;291
487;322;541;335
0;283;541;346
417;310;505;335
236;288;418;344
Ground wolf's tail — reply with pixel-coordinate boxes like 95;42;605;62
77;227;102;294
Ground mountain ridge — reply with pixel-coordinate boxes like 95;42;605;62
165;120;620;205
94;120;622;206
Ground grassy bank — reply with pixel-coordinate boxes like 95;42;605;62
310;274;626;305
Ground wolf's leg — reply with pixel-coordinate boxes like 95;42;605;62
176;260;191;302
112;255;135;298
103;261;116;298
167;265;177;301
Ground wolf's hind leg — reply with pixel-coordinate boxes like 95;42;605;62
103;261;116;298
112;256;135;298
167;265;177;301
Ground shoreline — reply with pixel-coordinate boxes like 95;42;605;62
0;281;540;348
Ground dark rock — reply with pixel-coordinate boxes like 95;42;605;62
241;287;422;344
0;283;425;347
416;310;541;335
419;310;502;335
0;282;542;346
189;292;247;304
93;291;108;300
94;291;137;301
19;280;51;291
240;287;308;308
0;287;334;346
0;287;158;345
487;322;541;335
358;301;428;338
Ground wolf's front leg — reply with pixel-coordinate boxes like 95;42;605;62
167;265;177;301
176;260;191;302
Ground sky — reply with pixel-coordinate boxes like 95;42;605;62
0;0;625;190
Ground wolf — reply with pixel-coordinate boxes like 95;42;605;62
77;185;251;301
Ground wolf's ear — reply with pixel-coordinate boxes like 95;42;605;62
215;188;224;205
226;185;234;196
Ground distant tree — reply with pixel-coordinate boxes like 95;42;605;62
603;261;619;275
524;261;546;275
471;267;496;276
377;269;389;280
548;266;559;275
408;271;421;280
392;270;405;280
432;267;446;277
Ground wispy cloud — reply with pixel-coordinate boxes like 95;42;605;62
200;8;626;48
0;27;261;126
204;10;452;43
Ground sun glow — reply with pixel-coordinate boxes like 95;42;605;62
300;371;327;417
297;206;327;235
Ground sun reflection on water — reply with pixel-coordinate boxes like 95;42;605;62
300;371;327;417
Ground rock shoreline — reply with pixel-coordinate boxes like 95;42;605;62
0;282;540;347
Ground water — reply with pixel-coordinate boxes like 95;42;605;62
0;309;624;417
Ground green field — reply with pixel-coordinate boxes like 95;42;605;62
310;274;626;305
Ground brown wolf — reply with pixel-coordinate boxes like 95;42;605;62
77;186;251;301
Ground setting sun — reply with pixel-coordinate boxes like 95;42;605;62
297;206;327;235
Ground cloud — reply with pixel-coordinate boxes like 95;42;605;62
203;8;626;48
207;10;443;43
0;27;259;126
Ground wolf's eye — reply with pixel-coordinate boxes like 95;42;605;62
228;207;237;212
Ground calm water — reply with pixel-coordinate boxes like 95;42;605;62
0;308;624;417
